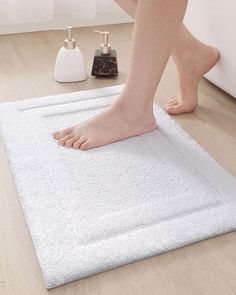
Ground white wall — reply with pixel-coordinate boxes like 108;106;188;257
0;0;133;35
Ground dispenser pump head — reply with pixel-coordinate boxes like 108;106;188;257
94;30;111;55
64;26;76;50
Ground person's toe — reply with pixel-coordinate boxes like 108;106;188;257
165;96;178;104
53;127;74;139
165;104;183;115
64;136;78;148
165;100;179;108
72;137;87;149
80;140;92;151
58;134;74;146
166;102;196;115
53;131;61;139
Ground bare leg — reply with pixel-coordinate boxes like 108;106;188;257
166;26;219;114
53;0;188;150
114;0;220;115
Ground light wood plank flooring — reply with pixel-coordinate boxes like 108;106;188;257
0;23;235;295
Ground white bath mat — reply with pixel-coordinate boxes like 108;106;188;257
0;85;236;289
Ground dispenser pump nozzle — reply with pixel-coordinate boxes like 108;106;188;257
64;26;76;50
94;30;112;55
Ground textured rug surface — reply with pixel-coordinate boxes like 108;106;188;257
0;85;236;289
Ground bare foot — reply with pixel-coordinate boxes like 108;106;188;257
53;100;156;150
165;44;220;115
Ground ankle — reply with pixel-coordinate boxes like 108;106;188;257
173;43;220;76
113;96;154;121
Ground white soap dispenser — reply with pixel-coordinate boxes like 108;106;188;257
54;26;87;82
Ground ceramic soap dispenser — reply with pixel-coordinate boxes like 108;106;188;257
91;30;118;77
54;26;87;82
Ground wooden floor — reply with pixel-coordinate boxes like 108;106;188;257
0;23;236;295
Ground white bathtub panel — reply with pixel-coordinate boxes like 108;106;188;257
185;0;236;98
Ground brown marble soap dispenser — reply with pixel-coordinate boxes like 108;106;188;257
91;30;118;77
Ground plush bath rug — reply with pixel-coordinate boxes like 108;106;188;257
0;85;236;289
